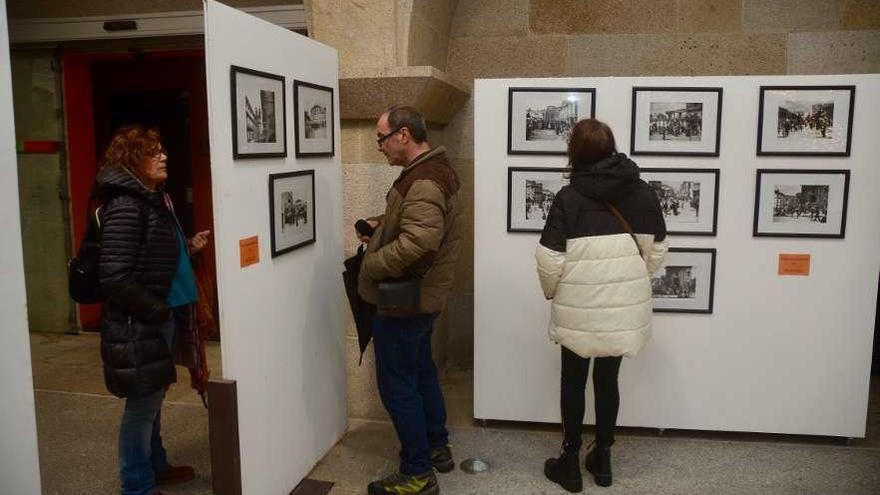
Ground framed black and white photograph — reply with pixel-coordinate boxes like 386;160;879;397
641;168;720;236
294;80;334;157
757;86;855;156
269;170;316;257
631;87;722;156
507;87;595;155
507;167;568;232
230;65;286;159
652;248;716;314
753;169;850;238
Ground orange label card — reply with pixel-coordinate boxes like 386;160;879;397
778;254;810;276
239;236;259;268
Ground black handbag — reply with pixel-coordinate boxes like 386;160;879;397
376;276;421;317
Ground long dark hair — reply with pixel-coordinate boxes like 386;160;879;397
568;119;617;173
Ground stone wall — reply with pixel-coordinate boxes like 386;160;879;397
11;48;72;333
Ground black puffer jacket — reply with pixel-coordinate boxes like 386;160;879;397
540;153;667;251
96;166;179;398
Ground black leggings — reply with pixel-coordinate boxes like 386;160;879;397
560;346;623;450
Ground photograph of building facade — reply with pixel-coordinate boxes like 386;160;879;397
245;90;277;143
304;103;327;139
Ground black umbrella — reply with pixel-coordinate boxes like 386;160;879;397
342;244;375;365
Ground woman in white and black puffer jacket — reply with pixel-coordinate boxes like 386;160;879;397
538;119;667;493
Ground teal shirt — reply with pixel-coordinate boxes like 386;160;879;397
167;226;199;307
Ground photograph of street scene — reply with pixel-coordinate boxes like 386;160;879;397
652;265;696;299
649;102;702;141
776;100;834;141
649;180;700;223
245;89;277;143
525;99;579;142
524;178;565;221
280;191;308;232
772;184;829;224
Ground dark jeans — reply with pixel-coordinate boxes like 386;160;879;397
372;312;449;475
560;346;623;451
119;311;178;495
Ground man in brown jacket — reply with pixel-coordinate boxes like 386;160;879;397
358;105;461;495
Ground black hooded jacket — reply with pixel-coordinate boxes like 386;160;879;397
539;153;666;252
95;166;179;398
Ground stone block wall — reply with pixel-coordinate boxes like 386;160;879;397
11;49;72;333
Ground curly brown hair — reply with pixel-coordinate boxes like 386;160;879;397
100;125;163;178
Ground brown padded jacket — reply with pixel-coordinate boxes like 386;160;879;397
358;146;462;313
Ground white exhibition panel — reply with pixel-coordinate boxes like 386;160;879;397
474;75;880;437
0;0;42;491
204;1;346;492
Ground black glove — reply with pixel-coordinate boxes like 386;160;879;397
355;219;375;238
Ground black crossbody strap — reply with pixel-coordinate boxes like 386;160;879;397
605;202;643;258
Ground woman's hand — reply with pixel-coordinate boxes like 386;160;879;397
189;230;211;254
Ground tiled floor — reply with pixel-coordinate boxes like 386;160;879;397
30;333;880;494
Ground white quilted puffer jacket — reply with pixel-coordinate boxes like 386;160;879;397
536;233;667;358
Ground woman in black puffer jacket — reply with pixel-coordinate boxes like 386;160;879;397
96;125;210;495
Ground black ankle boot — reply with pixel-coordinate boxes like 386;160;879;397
584;442;612;487
544;444;582;493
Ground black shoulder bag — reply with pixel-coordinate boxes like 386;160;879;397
68;205;105;303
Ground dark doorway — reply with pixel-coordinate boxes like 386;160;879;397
67;52;219;338
93;88;194;234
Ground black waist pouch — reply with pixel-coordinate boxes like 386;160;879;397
376;277;421;317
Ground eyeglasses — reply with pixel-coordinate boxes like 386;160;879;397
376;127;404;147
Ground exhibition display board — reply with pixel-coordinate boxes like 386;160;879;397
474;75;880;437
0;0;42;491
204;1;346;492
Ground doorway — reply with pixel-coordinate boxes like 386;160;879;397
64;50;219;338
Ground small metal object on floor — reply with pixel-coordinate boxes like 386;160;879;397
290;478;334;495
460;458;491;474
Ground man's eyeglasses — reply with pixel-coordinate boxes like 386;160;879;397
376;127;404;146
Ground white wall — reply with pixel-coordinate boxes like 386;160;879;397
0;0;42;492
204;1;346;492
474;75;880;438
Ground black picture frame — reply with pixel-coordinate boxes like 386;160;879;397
293;80;335;158
752;169;850;239
507;87;596;155
507;166;568;232
652;247;716;314
269;170;316;257
756;85;855;157
230;65;287;159
640;168;720;236
630;87;723;157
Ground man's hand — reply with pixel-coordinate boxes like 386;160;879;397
356;219;378;244
189;230;211;254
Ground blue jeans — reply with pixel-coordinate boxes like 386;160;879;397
372;312;449;475
118;316;175;495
